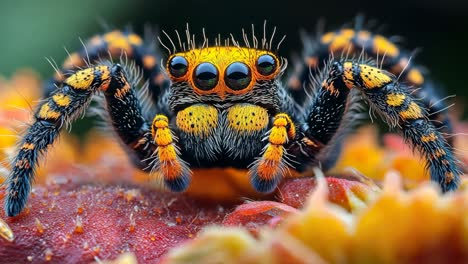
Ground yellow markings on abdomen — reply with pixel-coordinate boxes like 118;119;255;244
386;93;406;106
359;64;393;89
176;104;218;137
37;103;61;120
227;104;269;133
399;102;423;120
52;93;71;107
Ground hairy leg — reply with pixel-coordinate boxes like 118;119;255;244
4;64;161;217
45;29;169;103
330;61;461;191
288;27;455;145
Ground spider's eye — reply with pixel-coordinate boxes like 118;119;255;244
169;56;188;77
225;62;251;90
256;54;277;76
194;62;218;91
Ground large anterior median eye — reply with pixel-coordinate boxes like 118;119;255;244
256;54;277;76
168;56;188;77
194;62;218;91
225;62;251;90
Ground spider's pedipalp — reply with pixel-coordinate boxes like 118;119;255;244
249;113;296;192
150;115;191;191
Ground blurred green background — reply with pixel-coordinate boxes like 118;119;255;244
0;0;467;115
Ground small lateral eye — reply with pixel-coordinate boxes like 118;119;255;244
194;62;218;91
225;62;251;90
168;56;188;77
256;54;277;76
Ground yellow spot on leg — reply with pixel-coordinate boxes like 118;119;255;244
143;55;157;69
115;82;131;99
263;144;284;162
38;103;61;120
62;53;83;69
98;66;111;91
321;32;335;44
88;35;103;46
64;68;95;90
359;64;393;89
407;68;424;86
152;115;169;128
433;149;446;158
256;113;295;180
373;35;399;57
342;62;355;89
272;113;296;141
160;158;183;180
151;115;173;146
269;126;288;145
104;31;133;55
386;93;406;106
421;132;437;142
445;172;454;183
399;102;423;120
306;57;318;68
357;31;371;43
340;29;355;38
21;143;35;150
128;33;143;46
151;114;189;182
52;93;71;107
155;128;172;146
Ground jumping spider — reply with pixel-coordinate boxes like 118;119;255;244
3;21;461;217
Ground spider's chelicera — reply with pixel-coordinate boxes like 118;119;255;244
3;22;461;217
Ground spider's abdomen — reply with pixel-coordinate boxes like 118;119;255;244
175;103;270;167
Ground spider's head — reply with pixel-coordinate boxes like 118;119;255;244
165;47;284;111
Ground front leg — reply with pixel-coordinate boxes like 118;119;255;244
103;65;191;191
249;113;296;192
